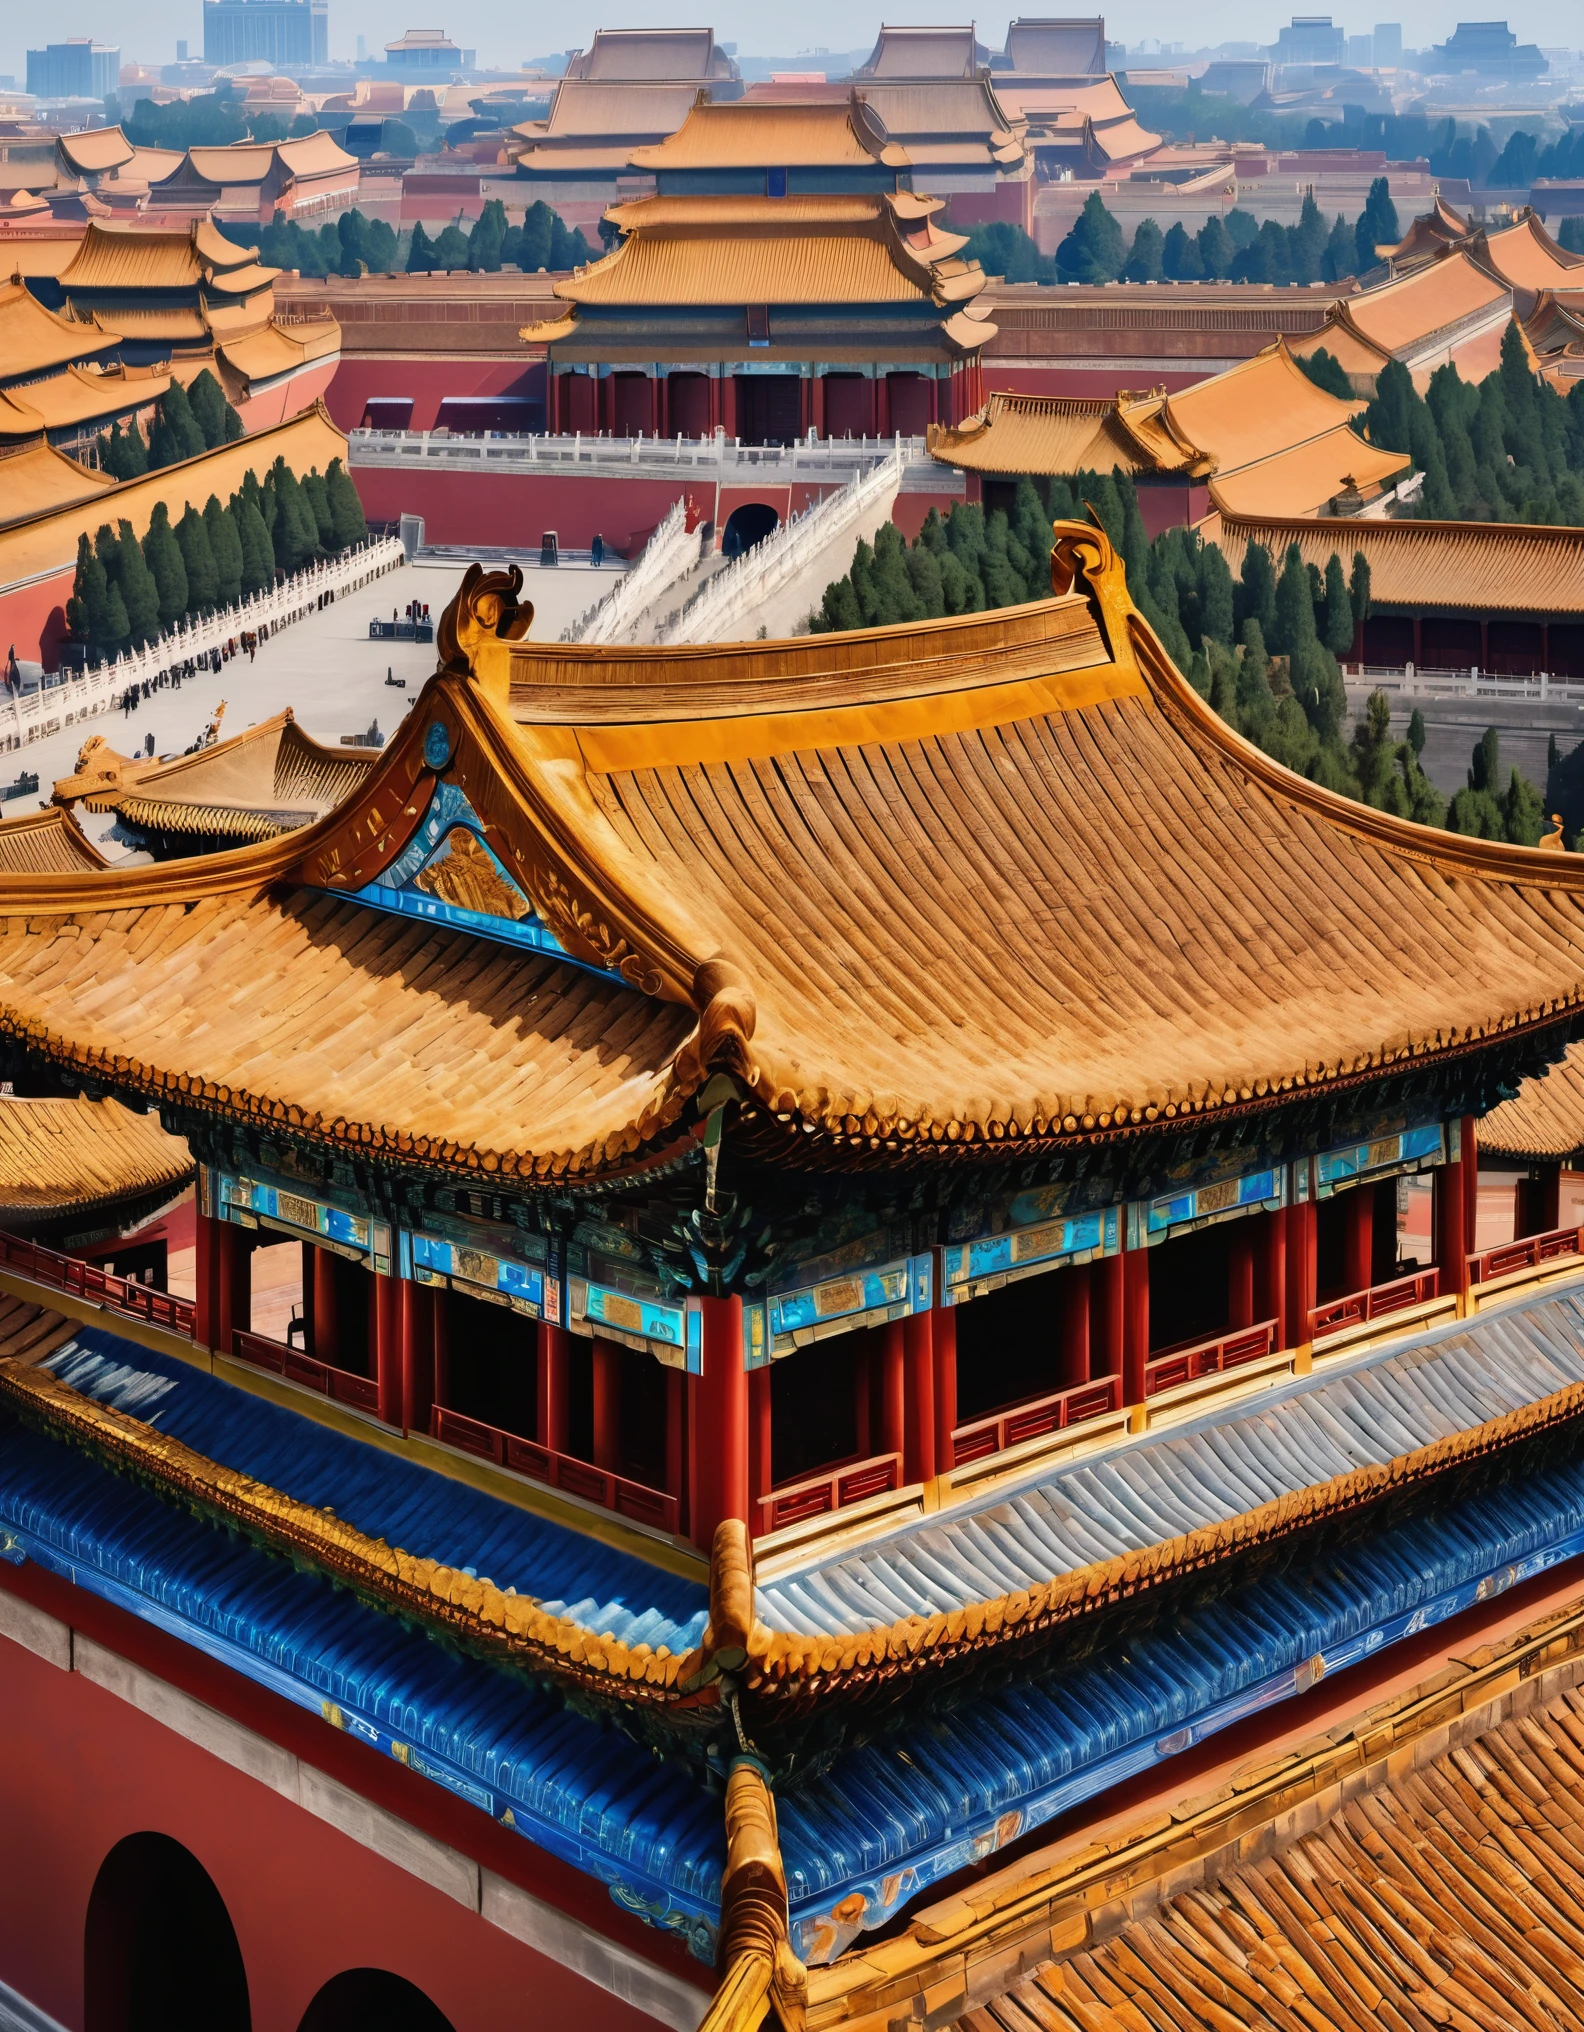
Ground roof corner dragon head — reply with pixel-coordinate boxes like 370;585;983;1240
436;563;535;703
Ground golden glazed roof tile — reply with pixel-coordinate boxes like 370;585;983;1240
0;276;119;380
0;1092;190;1219
1480;1041;1584;1158
3;361;172;434
0;803;108;874
1474;212;1584;294
628;97;910;170
0;438;118;524
54;126;136;177
929;389;1211;477
11;531;1584;1180
1299;246;1512;363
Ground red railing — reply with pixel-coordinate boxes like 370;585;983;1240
1469;1224;1584;1286
1144;1320;1277;1398
0;1229;196;1337
951;1375;1123;1469
1309;1270;1440;1342
430;1405;679;1535
231;1329;380;1412
757;1452;904;1535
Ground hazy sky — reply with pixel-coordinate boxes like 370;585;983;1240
3;2;1568;89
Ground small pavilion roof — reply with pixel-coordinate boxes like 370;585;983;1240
853;76;1028;162
628;95;911;171
58;218;278;295
856;24;981;78
1292;248;1511;374
1378;192;1471;267
565;27;733;82
0;275;119;382
0;803;108;874
0;1092;191;1223
154;132;357;190
1003;17;1109;74
7;526;1584;1186
515;77;709;147
1198;505;1584;618
932;345;1401;514
1478;1042;1584;1160
0;360;172;437
1471;210;1584;297
216;316;340;394
56;710;380;845
54;125;136;179
0;437;118;526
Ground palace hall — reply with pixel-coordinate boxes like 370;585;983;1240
11;527;1584;2032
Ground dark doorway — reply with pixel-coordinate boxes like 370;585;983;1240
1361;615;1413;665
734;373;801;446
611;372;654;436
85;1832;250;2032
667;371;711;437
886;371;930;436
1147;1224;1232;1353
954;1276;1065;1422
436;1286;538;1439
771;1336;861;1486
297;1969;455;2032
822;373;872;438
721;502;780;557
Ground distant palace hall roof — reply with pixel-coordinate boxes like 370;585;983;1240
0;1093;191;1229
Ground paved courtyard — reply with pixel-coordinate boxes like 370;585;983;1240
6;557;622;858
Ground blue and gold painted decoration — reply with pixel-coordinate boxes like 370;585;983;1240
1133;1161;1287;1249
211;1165;391;1274
763;1236;930;1358
943;1204;1119;1307
403;1217;560;1324
1297;1120;1446;1202
569;1275;701;1372
337;779;615;979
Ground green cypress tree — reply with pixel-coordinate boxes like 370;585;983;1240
468;197;506;272
142;503;188;626
518;200;554;270
1123;217;1165;282
326;458;367;549
406;220;436;273
1055;191;1126;283
1321;553;1355;656
1162;222;1203;279
549;214;593;267
270;459;320;568
301;470;336;548
70;534;111;650
259;467;281;541
1321;213;1354;282
116;416;150;477
1238;542;1278;641
337;209;368;276
175;504;219;614
1272;543;1318;656
152;382;207;466
1350;552;1372;628
101;581;131;656
234;492;276;594
187;368;243;448
1196;216;1233;279
1503;766;1546;846
1407;705;1426;757
204;494;244;606
116;518;162;643
1295;348;1354;400
432;223;471;269
364;217;398;271
1196;541;1235;646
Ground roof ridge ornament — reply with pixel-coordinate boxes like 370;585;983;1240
436;563;534;705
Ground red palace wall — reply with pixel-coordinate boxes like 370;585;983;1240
323;360;549;436
0;1567;702;2032
0;565;75;675
233;359;344;434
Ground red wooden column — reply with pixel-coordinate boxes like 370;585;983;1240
1259;1208;1288;1347
215;1224;250;1351
1342;1187;1373;1296
310;1245;338;1367
1227;1226;1255;1332
748;1366;773;1520
1121;1249;1149;1406
933;1304;957;1474
1286;1200;1318;1342
903;1311;936;1484
537;1321;570;1455
689;1294;748;1550
811;373;826;437
399;1277;435;1437
372;1273;400;1427
1435;1128;1473;1296
878;1320;905;1459
1095;1252;1125;1378
592;1339;622;1473
1058;1263;1090;1388
194;1207;222;1350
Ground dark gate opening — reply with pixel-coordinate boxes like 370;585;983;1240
85;1832;250;2032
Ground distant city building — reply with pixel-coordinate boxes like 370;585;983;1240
25;40;119;101
1347;33;1374;65
1271;15;1347;65
202;0;329;69
1427;21;1547;76
1373;22;1403;65
384;28;474;72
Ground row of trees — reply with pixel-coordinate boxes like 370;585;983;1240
96;370;244;482
983;177;1401;289
116;90;323;151
228;201;594;281
66;458;367;659
1297;327;1584;525
806;467;1549;845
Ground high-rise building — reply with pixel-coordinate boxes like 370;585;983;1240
202;0;329;69
1373;21;1403;64
1272;15;1347;65
24;39;119;100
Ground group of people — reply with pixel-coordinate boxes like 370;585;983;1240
117;630;273;718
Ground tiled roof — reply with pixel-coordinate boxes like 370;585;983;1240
0;404;347;595
1200;505;1584;618
1379;192;1471;266
0;438;118;525
854;77;1026;147
628;97;908;170
54;125;136;177
1003;18;1109;73
522;78;707;142
64;710;377;842
0;803;108;874
1299;247;1512;367
0;276;118;381
217;315;341;390
0;1092;190;1218
1205;428;1405;516
929;388;1212;477
566;26;725;81
10;528;1584;1183
856;24;980;79
962;1674;1584;2032
59;218;275;295
1476;212;1584;294
1479;1042;1584;1159
1;361;172;434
